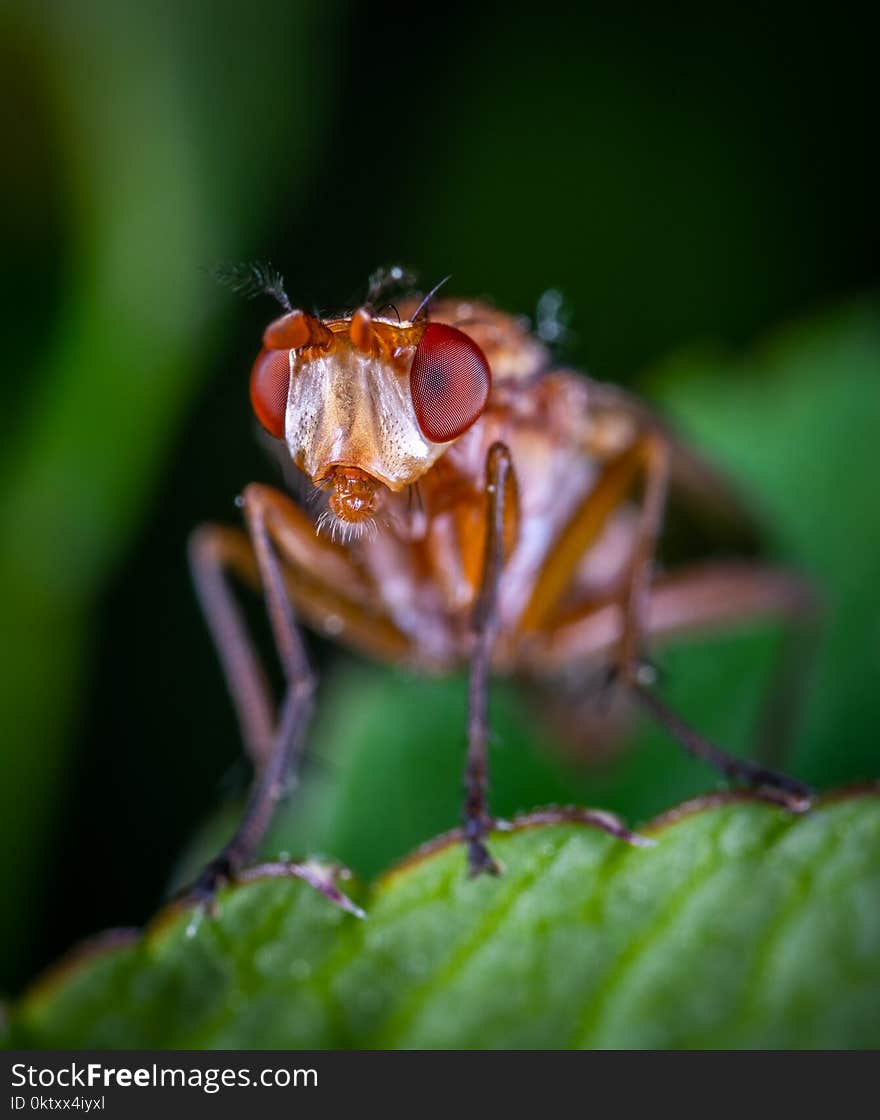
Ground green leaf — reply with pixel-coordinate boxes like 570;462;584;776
10;789;879;1049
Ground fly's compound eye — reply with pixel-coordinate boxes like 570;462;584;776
410;323;491;443
250;348;291;438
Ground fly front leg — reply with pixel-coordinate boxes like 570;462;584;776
464;442;517;876
183;484;414;911
189;524;274;773
184;486;317;904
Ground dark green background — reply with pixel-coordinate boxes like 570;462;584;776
1;0;877;997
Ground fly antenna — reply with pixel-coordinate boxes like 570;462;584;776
214;260;292;312
411;275;451;321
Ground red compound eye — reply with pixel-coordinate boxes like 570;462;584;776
250;347;291;438
410;323;491;443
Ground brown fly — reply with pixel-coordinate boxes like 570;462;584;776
185;268;814;909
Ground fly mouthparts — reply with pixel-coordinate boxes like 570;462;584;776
323;466;381;524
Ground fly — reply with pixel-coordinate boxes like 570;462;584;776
184;267;814;907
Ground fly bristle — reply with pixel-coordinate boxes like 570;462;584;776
314;508;379;545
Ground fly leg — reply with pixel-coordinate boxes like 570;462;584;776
183;484;413;911
184;489;316;904
629;683;812;809
607;440;814;809
464;442;516;876
614;434;669;684
189;525;273;773
519;431;814;809
521;562;817;809
463;443;651;872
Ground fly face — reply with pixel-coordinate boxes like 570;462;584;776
250;306;491;530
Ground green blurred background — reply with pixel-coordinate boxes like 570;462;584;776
1;0;877;997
